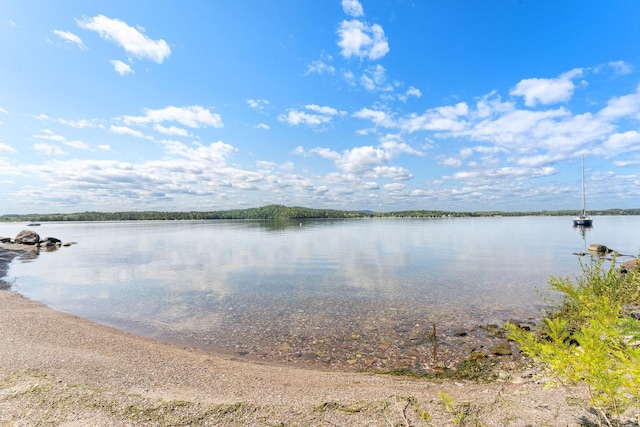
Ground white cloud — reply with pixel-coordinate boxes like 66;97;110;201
279;110;331;126
353;108;395;128
363;181;379;190
159;139;237;164
342;0;364;17
600;131;640;155
360;64;392;91
598;85;640;120
368;166;413;181
337;20;389;60
34;114;98;129
111;59;134;75
305;137;421;176
61;118;96;128
510;68;583;107
123;105;223;128
440;157;463;167
400;102;470;133
52;30;86;49
0;143;16;154
398;86;423;102
305;104;345;115
110;125;152;139
406;86;422;98
608;60;632;75
0;107;8;115
336;146;393;173
153;124;189;136
77;15;171;63
255;123;270;130
278;104;345;127
247;99;270;110
306;60;335;75
451;166;556;181
383;182;405;191
34;129;89;150
33;143;68;156
97;144;111;151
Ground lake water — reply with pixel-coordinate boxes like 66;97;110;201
2;216;638;372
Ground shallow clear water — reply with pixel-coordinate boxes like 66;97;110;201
2;216;638;371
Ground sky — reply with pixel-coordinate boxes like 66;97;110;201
1;1;640;214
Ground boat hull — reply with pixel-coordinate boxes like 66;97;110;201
573;217;593;227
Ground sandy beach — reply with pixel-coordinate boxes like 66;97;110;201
0;246;594;426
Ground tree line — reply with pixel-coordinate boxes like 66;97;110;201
1;204;640;222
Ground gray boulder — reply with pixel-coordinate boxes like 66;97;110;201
14;230;41;245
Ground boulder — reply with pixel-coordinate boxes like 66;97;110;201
622;258;639;273
588;243;611;253
14;230;40;245
38;237;62;248
0;237;10;243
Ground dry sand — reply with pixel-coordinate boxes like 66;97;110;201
0;246;596;426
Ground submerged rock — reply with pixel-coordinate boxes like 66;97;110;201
489;342;512;356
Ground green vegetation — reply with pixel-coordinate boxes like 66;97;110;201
507;258;640;427
1;204;640;222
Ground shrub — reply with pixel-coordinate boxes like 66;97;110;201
507;257;640;427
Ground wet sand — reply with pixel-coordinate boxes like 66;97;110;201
0;246;595;426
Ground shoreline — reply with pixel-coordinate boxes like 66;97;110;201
0;247;593;425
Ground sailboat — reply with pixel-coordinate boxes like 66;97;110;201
573;155;593;227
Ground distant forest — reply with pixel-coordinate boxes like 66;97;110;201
2;204;640;222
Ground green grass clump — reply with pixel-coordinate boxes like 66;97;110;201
507;257;640;427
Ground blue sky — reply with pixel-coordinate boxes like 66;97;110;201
1;1;640;214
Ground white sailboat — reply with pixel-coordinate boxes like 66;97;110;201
573;155;593;227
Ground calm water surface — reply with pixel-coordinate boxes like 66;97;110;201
2;216;638;372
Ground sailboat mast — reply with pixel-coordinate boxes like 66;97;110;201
581;155;586;215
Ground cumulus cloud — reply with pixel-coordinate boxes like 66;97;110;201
367;166;413;181
247;99;270;110
77;15;171;63
600;131;640;156
598;85;640;120
111;59;134;75
337;20;389;60
510;68;583;107
398;86;422;102
399;102;470;133
353;108;395;128
342;0;364;17
300;137;421;176
123;105;223;128
52;30;86;49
